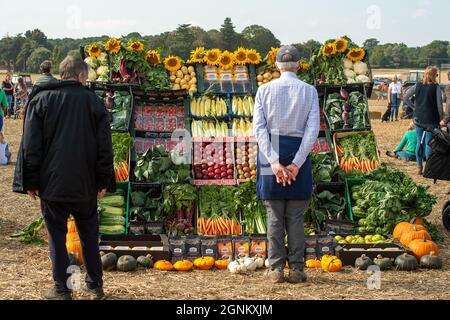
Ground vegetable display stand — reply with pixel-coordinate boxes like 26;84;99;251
345;178;367;223
335;242;412;266
234;139;257;182
323;85;371;133
129;183;164;235
98;182;130;235
99;234;170;262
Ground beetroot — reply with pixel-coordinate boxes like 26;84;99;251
340;88;349;100
176;209;186;231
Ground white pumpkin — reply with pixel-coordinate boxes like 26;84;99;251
265;258;271;268
228;261;241;274
243;258;257;272
254;257;265;269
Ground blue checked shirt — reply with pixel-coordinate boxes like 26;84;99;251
253;72;320;169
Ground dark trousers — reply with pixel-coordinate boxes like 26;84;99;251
263;200;309;270
41;199;103;293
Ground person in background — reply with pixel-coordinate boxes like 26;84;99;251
378;81;387;101
34;60;58;86
253;46;320;284
0;132;11;165
0;87;9;131
1;74;14;118
14;77;28;119
386;122;417;162
19;56;113;300
388;76;403;121
440;70;450;128
403;66;444;175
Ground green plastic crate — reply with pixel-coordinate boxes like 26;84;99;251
345;178;367;223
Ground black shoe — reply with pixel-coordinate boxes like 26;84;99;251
82;285;106;300
43;288;72;300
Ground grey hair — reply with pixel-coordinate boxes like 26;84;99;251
59;56;88;80
276;61;299;71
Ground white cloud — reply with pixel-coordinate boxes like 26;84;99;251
412;8;430;18
421;0;432;6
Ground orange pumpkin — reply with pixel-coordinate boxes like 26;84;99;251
214;260;229;270
411;217;425;227
306;259;322;269
321;255;342;273
66;219;83;265
154;260;175;271
393;222;426;239
193;257;215;270
173;260;194;272
408;239;439;259
400;227;431;246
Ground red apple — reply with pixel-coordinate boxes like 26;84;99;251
221;172;227;178
227;169;234;175
227;175;233;179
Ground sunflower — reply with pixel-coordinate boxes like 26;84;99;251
246;49;262;64
300;62;311;71
267;47;279;65
204;49;222;66
334;38;348;53
146;50;161;65
128;40;144;52
322;43;337;57
164;55;182;72
188;47;205;64
87;44;102;58
346;48;366;62
234;47;248;65
104;38;121;54
218;51;235;70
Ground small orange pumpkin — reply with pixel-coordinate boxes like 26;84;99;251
214;259;229;270
154;260;175;271
411;217;425;227
321;255;342;273
193;257;215;270
173;260;194;272
408;239;439;259
66;218;83;265
393;222;426;239
306;259;322;269
400;227;431;246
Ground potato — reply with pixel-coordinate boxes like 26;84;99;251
190;71;196;77
272;71;281;79
172;84;181;90
189;78;197;85
169;75;176;82
175;78;182;84
188;66;195;73
181;66;189;75
176;70;184;78
263;79;269;83
184;74;191;81
180;79;188;86
170;71;176;76
263;72;273;80
257;75;264;82
181;84;189;90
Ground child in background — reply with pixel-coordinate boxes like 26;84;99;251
387;122;417;162
0;132;11;165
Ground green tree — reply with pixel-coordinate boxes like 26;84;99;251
170;24;196;59
26;47;52;73
420;40;449;65
220;17;239;51
0;34;26;71
363;38;380;53
16;40;38;71
293;40;322;60
25;29;48;47
206;29;223;49
241;25;281;56
51;45;63;72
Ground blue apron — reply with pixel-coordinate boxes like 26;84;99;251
256;135;313;201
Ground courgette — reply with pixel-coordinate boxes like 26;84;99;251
98;195;125;208
100;216;126;226
100;205;125;216
99;225;126;234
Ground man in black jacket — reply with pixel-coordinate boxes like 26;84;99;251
22;56;113;300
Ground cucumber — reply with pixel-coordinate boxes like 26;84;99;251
101;205;125;216
99;225;126;234
100;216;126;226
99;195;125;208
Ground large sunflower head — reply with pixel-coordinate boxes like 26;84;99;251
322;43;337;57
164;55;182;72
188;47;205;64
234;47;248;65
347;48;366;62
146;50;161;65
267;47;279;65
300;60;311;71
104;38;121;54
128;40;144;52
204;49;222;66
87;44;102;58
334;38;348;53
218;51;235;70
246;49;262;65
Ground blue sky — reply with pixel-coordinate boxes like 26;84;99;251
0;0;448;46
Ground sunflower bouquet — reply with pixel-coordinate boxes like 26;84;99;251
85;43;110;82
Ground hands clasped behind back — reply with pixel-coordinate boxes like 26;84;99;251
271;162;299;187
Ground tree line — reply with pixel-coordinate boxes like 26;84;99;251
0;18;449;73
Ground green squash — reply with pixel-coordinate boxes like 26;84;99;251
101;253;118;271
373;255;392;271
137;255;154;268
355;254;373;271
395;253;419;271
117;255;137;272
419;252;442;270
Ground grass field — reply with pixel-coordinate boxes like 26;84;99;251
0;107;449;300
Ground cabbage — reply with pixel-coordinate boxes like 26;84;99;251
344;69;356;79
343;58;353;70
88;68;97;81
354;62;368;75
356;75;370;83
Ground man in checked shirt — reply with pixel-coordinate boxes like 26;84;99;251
253;46;320;284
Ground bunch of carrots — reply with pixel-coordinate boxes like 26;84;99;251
197;217;241;236
115;161;129;182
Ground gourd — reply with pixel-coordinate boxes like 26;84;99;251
355;254;373;271
242;258;257;272
228;260;247;274
393;222;426;239
66;218;84;265
395;253;419;271
254;256;265;269
137;255;154;268
408;239;440;259
215;260;230;270
193;257;215;270
265;259;270;268
154;260;175;271
419;252;442;270
173;260;194;272
321;255;343;273
306;260;322;269
101;252;118;271
116;255;137;272
399;227;431;246
373;255;393;271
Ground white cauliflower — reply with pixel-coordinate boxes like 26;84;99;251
344;69;356;80
96;66;109;79
98;52;108;63
343;58;353;70
354;61;369;75
85;57;100;69
356;75;370;83
88;67;97;81
347;78;357;84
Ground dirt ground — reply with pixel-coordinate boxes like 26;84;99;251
1;103;450;300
